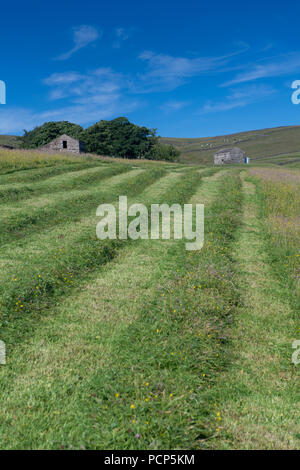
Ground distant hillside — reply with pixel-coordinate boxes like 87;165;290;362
0;135;21;148
2;125;300;166
160;126;300;165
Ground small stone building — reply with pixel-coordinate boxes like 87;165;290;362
40;134;86;154
214;147;245;165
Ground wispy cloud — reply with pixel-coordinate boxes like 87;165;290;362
43;68;123;102
0;67;139;134
1;42;284;134
0;97;139;134
160;100;191;113
134;47;248;92
199;84;276;114
56;25;100;60
0;107;41;134
222;52;300;86
42;67;138;124
112;27;133;48
43;72;86;99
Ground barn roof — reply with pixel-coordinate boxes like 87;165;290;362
55;134;80;142
214;147;244;156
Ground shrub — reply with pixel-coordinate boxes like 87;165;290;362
148;142;180;162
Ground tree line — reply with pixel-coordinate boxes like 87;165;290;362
20;118;180;162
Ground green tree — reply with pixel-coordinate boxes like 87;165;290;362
20;117;180;162
20;121;84;149
84;117;156;158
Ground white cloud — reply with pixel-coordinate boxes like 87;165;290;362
134;47;247;92
222;52;300;86
0;97;140;135
112;27;133;48
199;85;276;114
0;107;40;134
160;100;191;113
41;67;139;126
44;72;85;86
43;68;124;102
2;44;282;134
56;25;100;60
38;100;139;126
0;67;139;134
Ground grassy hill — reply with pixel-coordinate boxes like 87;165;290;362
160;125;300;165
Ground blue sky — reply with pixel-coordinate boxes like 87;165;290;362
1;0;300;137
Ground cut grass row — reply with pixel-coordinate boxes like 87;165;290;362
0;169;243;449
0;164;129;203
0;168;162;243
0;160;102;185
0;160;298;449
1;168;239;448
84;171;243;450
0;163;120;203
0;168;201;353
206;174;299;449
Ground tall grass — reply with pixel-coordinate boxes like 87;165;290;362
0;149;98;174
249;168;300;304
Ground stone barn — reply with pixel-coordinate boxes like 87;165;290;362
214;147;245;165
40;134;86;154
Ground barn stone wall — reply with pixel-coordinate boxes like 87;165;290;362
40;134;85;154
214;147;245;165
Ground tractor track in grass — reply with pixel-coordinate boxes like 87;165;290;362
207;174;299;450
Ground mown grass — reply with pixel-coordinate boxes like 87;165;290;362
0;168;162;243
0;152;299;450
0;161;101;185
0;167;209;363
0;168;170;330
204;173;299;449
82;172;243;449
0;161;243;449
0;164;131;203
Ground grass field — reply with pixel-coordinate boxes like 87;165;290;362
0;148;299;449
